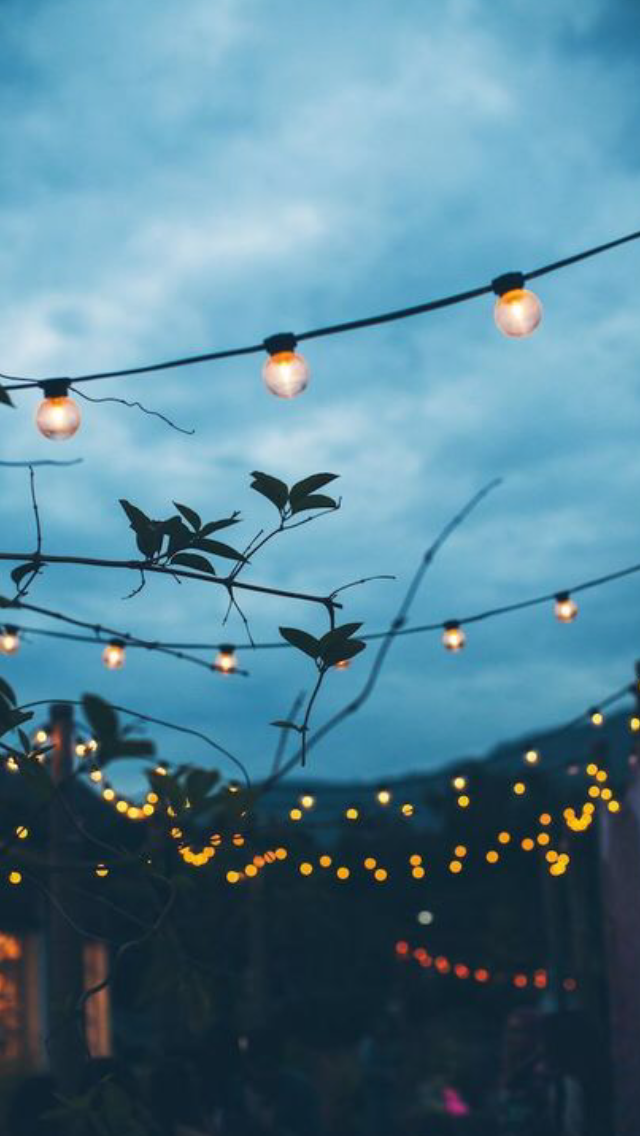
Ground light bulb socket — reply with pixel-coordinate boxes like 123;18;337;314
109;639;126;649
219;643;235;655
443;620;461;631
40;379;71;399
3;625;18;636
491;272;525;296
555;591;570;603
263;332;298;356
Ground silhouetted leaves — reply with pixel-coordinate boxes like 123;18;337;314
250;471;289;511
0;384;13;408
119;500;162;558
120;499;245;574
81;694;155;764
170;553;216;576
279;622;366;668
279;627;322;658
173;501;201;531
251;470;339;518
11;562;40;588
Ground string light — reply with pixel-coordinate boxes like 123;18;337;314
102;640;126;670
0;626;20;655
442;621;466;652
376;788;392;805
589;708;604;726
262;334;310;399
35;381;81;441
452;775;467;791
524;749;540;765
492;273;542;339
334;659;351;670
214;644;238;675
554;592;578;623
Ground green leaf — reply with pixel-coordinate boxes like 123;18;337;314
289;473;338;502
173;502;201;531
200;515;241;536
0;384;14;408
250;471;289;512
192;538;246;562
0;677;16;706
170;552;216;575
279;627;321;658
323;639;366;667
290;493;337;515
82;694;119;743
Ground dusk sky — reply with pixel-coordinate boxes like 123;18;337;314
1;0;640;790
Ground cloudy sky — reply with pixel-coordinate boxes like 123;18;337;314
1;0;640;790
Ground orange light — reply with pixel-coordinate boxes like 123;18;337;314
513;781;526;796
475;968;490;983
493;286;542;338
374;868;388;882
486;850;499;864
513;973;528;989
498;831;511;845
442;622;466;652
334;659;350;670
364;857;377;870
319;854;332;868
336;866;350;880
554;593;578;623
521;838;535;851
102;640;126;670
262;346;310;399
299;862;313;876
412;866;425;880
0;626;20;656
449;859;463;874
36;382;81;440
215;645;237;674
454;844;467;858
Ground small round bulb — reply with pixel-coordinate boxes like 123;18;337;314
442;621;466;652
0;626;20;655
36;381;81;441
262;333;309;399
214;644;237;674
102;640;126;670
494;287;542;338
589;708;604;727
554;592;578;623
334;658;350;670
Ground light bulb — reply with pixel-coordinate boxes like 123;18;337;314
589;708;604;727
0;626;20;655
492;273;542;338
442;621;466;651
36;381;81;441
102;640;126;670
334;659;350;670
214;644;237;674
262;333;309;399
554;592;578;623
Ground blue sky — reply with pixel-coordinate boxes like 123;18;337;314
1;0;640;789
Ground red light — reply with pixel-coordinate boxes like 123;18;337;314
395;940;409;956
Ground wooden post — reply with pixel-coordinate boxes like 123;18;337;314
47;702;86;1095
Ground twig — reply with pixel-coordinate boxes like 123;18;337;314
71;385;195;436
271;691;306;775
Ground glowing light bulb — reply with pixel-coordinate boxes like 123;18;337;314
334;659;351;670
102;640;126;670
0;626;20;656
262;333;310;399
589;708;604;726
452;775;467;791
300;794;315;809
214;644;237;674
554;592;578;623
524;749;539;765
36;380;81;441
492;273;542;338
442;621;465;652
376;788;391;805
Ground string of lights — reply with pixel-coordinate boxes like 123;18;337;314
2;225;640;437
394;940;578;994
3;553;640;667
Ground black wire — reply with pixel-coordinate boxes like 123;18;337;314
2;226;640;393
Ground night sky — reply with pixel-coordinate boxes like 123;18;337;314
1;0;640;789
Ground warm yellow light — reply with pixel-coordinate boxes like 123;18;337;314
401;803;414;817
336;866;350;880
299;862;313;876
226;871;240;884
36;387;81;440
373;868;387;882
289;808;303;821
215;645;237;674
8;871;21;885
546;850;558;863
0;627;20;656
457;795;470;809
442;622;466;652
262;348;310;399
596;769;608;783
486;850;499;864
103;787;115;802
588;785;600;798
364;856;377;870
630;716;640;733
608;800;620;813
554;593;578;623
15;826;28;840
300;794;315;809
449;859;463;874
524;749;540;765
75;743;87;758
586;763;598;777
319;854;332;868
245;864;258;878
275;847;288;860
147;792;159;804
116;800;128;814
127;806;141;820
539;813;552;826
494;287;542;338
601;787;612;801
513;782;526;796
590;709;604;727
412;866;425;879
155;764;168;776
34;729;48;745
377;789;392;805
95;864;109;878
334;658;351;670
498;831;511;844
454;844;467;858
537;833;550;846
232;834;245;847
521;838;535;851
345;807;359;820
102;640;126;670
452;775;467;791
142;803;155;816
5;757;18;773
89;770;103;783
409;854;422;867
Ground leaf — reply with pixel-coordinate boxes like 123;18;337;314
250;471;289;512
185;768;220;806
11;562;39;587
173;502;201;531
270;720;301;731
279;627;321;659
170;552;216;576
82;694;119;743
0;384;14;407
119;500;162;558
162;517;193;556
318;623;363;651
323;638;367;667
0;677;16;706
200;515;241;537
289;473;338;503
290;493;337;515
191;538;246;562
